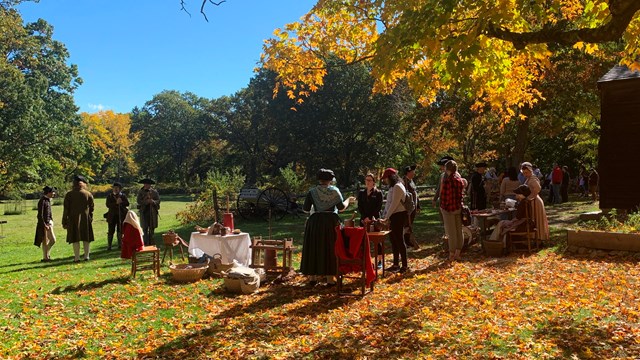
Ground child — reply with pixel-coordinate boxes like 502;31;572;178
121;210;145;259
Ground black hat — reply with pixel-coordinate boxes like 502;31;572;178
404;164;417;174
437;156;454;166
42;186;57;194
73;175;87;183
317;169;335;181
513;184;531;197
475;162;488;168
112;182;123;188
138;178;156;185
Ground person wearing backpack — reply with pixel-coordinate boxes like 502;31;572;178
380;168;409;273
402;165;421;251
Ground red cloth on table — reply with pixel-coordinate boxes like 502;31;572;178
334;226;376;286
121;223;144;259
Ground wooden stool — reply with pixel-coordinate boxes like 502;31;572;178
250;236;294;274
162;232;186;263
131;246;160;278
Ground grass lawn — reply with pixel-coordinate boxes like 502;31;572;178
1;194;639;358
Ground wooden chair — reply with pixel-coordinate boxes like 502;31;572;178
161;232;186;264
508;200;538;253
250;236;295;274
335;227;374;296
131;246;160;278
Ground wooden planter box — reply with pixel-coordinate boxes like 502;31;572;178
567;229;640;252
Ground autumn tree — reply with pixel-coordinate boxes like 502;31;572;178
80;111;138;182
260;0;640;122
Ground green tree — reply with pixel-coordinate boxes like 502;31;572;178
130;91;214;185
0;8;82;193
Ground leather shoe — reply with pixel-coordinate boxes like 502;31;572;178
387;265;400;272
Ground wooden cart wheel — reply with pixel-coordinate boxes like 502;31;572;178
256;187;289;221
236;194;256;220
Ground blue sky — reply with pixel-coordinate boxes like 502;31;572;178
18;0;316;113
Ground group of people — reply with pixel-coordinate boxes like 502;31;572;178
300;166;421;286
299;153;561;285
34;176;161;262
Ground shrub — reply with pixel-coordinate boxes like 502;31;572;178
176;168;245;226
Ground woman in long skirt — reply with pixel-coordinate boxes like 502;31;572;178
521;162;550;242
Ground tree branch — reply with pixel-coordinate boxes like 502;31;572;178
200;0;226;22
485;0;640;49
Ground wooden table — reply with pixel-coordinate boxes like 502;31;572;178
367;231;391;278
472;209;516;246
188;232;252;266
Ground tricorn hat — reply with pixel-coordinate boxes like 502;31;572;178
381;168;398;179
138;178;156;185
513;184;531;197
317;169;335;181
73;175;87;183
112;182;123;188
437;156;454;166
475;162;488;168
42;186;57;194
404;164;417;174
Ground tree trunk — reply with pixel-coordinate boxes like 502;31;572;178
512;116;530;167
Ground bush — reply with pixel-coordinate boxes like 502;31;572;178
176;168;245;226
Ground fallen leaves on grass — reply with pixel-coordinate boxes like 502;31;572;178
2;251;639;358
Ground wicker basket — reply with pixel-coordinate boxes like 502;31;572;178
169;263;208;282
209;253;234;277
484;240;504;257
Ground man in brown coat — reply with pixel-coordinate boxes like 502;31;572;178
62;175;95;262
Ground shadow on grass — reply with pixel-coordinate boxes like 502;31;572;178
533;315;639;357
50;276;130;294
149;282;361;358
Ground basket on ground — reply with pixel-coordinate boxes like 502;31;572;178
209;253;233;276
169;263;208;282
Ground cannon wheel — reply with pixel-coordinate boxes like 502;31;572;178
256;187;289;221
236;194;257;220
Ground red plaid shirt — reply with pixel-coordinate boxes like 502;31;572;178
440;173;464;212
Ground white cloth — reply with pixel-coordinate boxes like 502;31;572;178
188;232;251;266
123;210;144;236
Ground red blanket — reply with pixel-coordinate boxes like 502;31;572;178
334;226;376;286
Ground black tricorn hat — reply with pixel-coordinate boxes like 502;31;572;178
138;178;156;185
437;156;454;166
513;184;531;197
317;169;335;181
404;164;417;174
112;182;123;188
475;162;488;168
42;186;57;194
73;175;87;183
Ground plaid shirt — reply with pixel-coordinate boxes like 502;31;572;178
440;173;464;212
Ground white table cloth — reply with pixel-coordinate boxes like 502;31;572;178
188;232;251;266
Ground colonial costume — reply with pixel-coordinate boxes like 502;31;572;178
522;163;550;242
136;178;160;246
301;169;348;284
62;175;95;262
34;186;57;262
470;162;488;210
489;185;536;246
105;182;129;250
121;211;145;259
